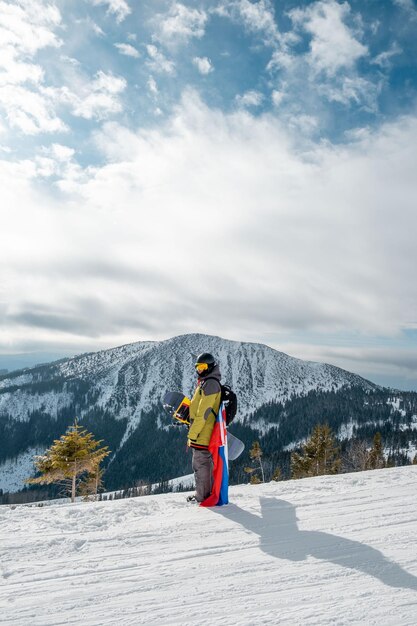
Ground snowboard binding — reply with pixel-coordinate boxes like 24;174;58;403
163;392;191;426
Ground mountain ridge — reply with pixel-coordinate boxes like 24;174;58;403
0;333;378;427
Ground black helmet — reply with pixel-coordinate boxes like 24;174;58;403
195;352;216;376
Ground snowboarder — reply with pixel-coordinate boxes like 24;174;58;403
187;353;222;503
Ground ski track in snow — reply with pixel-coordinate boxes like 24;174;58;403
1;466;417;625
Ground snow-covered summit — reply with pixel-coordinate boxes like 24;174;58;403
0;333;376;427
1;466;416;625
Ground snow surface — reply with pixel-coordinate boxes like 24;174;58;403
0;388;74;424
168;473;194;491
0;447;44;493
387;397;406;417
1;466;417;625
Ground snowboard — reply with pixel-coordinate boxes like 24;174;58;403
162;391;245;461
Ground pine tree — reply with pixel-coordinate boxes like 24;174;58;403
291;450;312;479
291;424;340;479
367;432;385;469
27;420;110;502
272;467;281;482
245;441;265;483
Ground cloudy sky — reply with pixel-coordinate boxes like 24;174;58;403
1;0;417;389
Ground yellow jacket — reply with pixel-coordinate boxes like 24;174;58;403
188;366;221;448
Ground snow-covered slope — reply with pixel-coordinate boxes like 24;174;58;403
1;466;416;625
0;447;44;493
0;333;376;428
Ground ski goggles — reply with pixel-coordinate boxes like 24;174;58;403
195;362;209;374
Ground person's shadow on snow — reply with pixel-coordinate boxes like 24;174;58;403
214;497;417;591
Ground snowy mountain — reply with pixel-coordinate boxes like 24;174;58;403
1;333;416;497
0;333;375;426
1;466;417;625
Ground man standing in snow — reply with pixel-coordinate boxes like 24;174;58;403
187;353;222;503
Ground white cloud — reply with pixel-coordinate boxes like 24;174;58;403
277;342;417;389
90;71;126;94
288;113;318;134
146;44;176;75
114;43;140;58
48;143;75;161
0;84;67;134
193;56;213;75
271;89;284;106
92;22;105;37
320;75;382;111
344;126;371;142
0;0;64;134
0;47;44;86
216;0;280;46
0;4;126;133
90;0;131;23
8;143;79;181
60;55;81;67
371;43;402;69
267;1;379;114
70;71;127;120
39;73;127;123
266;48;295;71
154;2;208;46
290;0;368;76
3;91;416;355
393;0;417;18
216;0;297;79
0;1;62;55
236;90;263;107
147;76;158;95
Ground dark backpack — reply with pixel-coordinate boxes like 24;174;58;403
220;384;238;426
204;378;238;426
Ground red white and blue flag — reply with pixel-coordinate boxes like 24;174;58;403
200;403;229;507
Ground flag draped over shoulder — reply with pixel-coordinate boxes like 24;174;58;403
200;403;229;507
